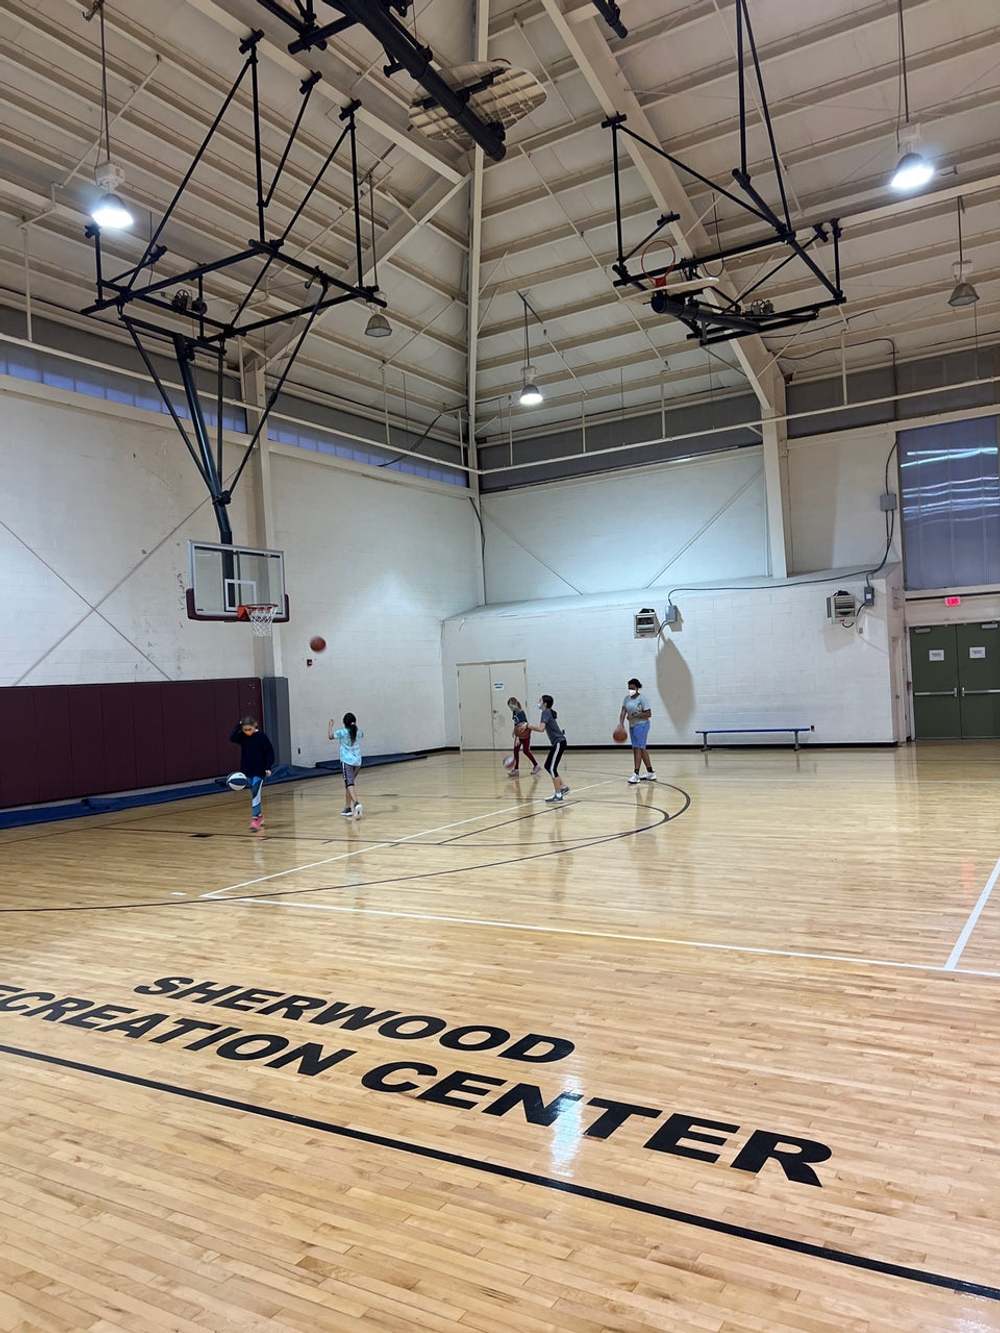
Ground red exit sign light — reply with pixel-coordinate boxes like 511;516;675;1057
945;595;962;607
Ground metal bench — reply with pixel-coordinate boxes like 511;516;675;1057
698;725;814;751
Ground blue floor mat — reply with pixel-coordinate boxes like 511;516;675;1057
0;753;427;830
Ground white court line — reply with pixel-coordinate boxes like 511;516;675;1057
199;779;616;899
944;853;1000;970
244;898;1000;981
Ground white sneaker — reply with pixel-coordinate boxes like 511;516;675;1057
627;773;641;785
341;807;353;817
545;791;564;803
641;771;657;782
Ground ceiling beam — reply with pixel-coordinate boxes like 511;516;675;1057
501;17;1000;175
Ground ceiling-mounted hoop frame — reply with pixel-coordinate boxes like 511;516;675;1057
80;30;384;544
604;0;845;347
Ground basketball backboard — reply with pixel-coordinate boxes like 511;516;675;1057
186;541;289;622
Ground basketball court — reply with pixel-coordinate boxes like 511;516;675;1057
2;0;1000;1330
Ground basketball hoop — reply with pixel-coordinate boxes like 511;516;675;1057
237;604;278;637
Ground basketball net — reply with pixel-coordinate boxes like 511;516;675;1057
237;604;278;637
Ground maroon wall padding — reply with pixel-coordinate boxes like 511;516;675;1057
0;677;261;809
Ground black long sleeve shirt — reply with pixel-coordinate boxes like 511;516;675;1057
229;727;275;778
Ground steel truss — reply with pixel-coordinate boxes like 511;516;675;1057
255;0;508;161
82;30;383;543
604;0;844;347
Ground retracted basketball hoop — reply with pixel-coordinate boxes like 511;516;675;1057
237;604;279;637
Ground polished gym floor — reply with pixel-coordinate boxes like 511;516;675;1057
1;745;999;1331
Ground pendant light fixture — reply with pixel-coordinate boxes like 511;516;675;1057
888;0;933;192
90;3;133;230
364;173;392;338
518;294;542;407
947;197;980;309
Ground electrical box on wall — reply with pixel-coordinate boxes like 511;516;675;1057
634;608;660;638
826;590;857;624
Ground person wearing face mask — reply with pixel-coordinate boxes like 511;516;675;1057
619;678;655;784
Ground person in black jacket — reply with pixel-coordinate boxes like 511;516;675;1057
229;716;274;830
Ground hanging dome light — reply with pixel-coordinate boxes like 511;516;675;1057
948;276;980;309
888;7;933;194
91;159;133;230
947;200;980;308
517;295;543;407
362;176;391;336
90;9;133;230
364;302;392;337
518;366;543;407
889;148;934;192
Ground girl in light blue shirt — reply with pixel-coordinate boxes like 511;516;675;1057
329;712;364;818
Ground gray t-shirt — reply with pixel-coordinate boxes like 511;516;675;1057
622;693;649;722
540;707;565;744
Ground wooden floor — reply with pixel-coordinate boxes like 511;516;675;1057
2;744;1000;1332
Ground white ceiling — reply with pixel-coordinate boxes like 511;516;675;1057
0;0;998;446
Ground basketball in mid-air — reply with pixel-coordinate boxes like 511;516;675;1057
502;755;516;770
309;636;327;653
612;726;628;744
227;771;249;790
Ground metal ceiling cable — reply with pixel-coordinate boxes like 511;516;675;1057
99;2;111;165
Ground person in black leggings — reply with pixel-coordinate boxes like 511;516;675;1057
529;694;569;803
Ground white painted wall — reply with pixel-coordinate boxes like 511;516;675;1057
443;568;904;747
788;425;900;575
0;378;256;687
0;378;481;766
482;449;767;602
270;451;480;765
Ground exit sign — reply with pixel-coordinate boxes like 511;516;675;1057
945;595;962;607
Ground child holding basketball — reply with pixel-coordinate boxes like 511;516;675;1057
507;697;540;776
529;695;569;803
329;712;363;818
229;716;274;830
619;677;655;783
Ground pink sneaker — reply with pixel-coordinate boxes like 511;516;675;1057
250;815;263;831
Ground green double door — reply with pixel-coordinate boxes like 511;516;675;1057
911;622;1000;738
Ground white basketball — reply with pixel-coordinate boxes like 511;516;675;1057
502;755;516;770
227;771;249;791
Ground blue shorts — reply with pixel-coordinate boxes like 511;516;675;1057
629;721;650;748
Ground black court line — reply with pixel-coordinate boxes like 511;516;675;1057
88;790;676;850
0;791;685;914
1;1040;996;1305
88;826;611;848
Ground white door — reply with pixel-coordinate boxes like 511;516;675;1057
457;664;494;749
457;661;528;750
487;661;528;750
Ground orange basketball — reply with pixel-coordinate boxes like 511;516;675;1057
612;726;628;744
309;636;327;652
516;723;530;738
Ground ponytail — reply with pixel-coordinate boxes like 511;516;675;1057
343;712;358;744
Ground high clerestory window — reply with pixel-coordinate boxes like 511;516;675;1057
898;416;1000;590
